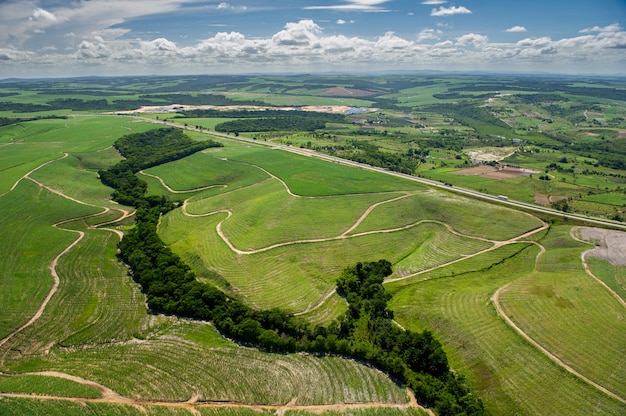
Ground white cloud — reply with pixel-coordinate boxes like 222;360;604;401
337;19;346;24
456;33;488;47
431;6;471;16
305;0;391;12
416;29;442;42
422;1;447;4
2;17;626;77
31;8;62;22
580;23;621;33
506;26;527;33
516;37;552;48
217;2;248;11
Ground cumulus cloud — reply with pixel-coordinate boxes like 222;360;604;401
422;1;447;4
456;33;488;47
431;6;471;16
2;15;626;77
506;26;527;33
416;29;442;42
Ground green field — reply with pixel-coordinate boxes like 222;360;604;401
1;74;625;415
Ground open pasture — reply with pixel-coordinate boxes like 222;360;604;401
387;241;626;415
184;179;401;250
208;144;424;196
143;149;269;197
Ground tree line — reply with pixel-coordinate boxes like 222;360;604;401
212;112;346;133
99;128;484;415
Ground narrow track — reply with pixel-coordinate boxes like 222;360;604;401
490;240;626;405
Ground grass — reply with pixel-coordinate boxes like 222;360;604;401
284;410;427;416
143;149;269;196
161;204;507;313
1;77;625;415
297;292;348;327
387;242;626;415
586;257;626;302
2;223;151;358
498;227;626;398
0;397;106;416
213;144;424;196
349;190;543;240
0;180;102;340
185;180;400;249
0;374;101;398
10;338;409;406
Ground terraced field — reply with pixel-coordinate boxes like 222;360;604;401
1;112;624;415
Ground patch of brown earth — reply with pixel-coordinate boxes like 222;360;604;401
535;192;551;205
534;193;568;205
454;165;538;180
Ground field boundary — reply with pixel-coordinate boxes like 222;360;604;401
0;158;130;357
570;227;626;309
491;241;626;405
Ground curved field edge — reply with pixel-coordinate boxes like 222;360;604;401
0;374;101;398
0;180;104;340
8;337;409;406
496;226;626;400
0;396;430;415
386;235;626;415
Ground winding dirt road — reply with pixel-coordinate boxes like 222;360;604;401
0;156;131;353
490;239;626;405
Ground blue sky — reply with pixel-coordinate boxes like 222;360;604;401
1;0;625;78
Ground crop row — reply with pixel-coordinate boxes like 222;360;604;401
388;242;626;415
24;336;408;405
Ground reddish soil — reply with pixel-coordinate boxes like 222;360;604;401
534;193;568;205
454;165;537;180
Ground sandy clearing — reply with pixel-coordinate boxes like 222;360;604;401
576;227;626;266
465;147;518;162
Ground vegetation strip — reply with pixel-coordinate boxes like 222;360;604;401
98;128;484;414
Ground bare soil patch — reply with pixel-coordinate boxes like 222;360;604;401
534;193;568;205
465;147;518;163
454;165;538;180
578;227;626;266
